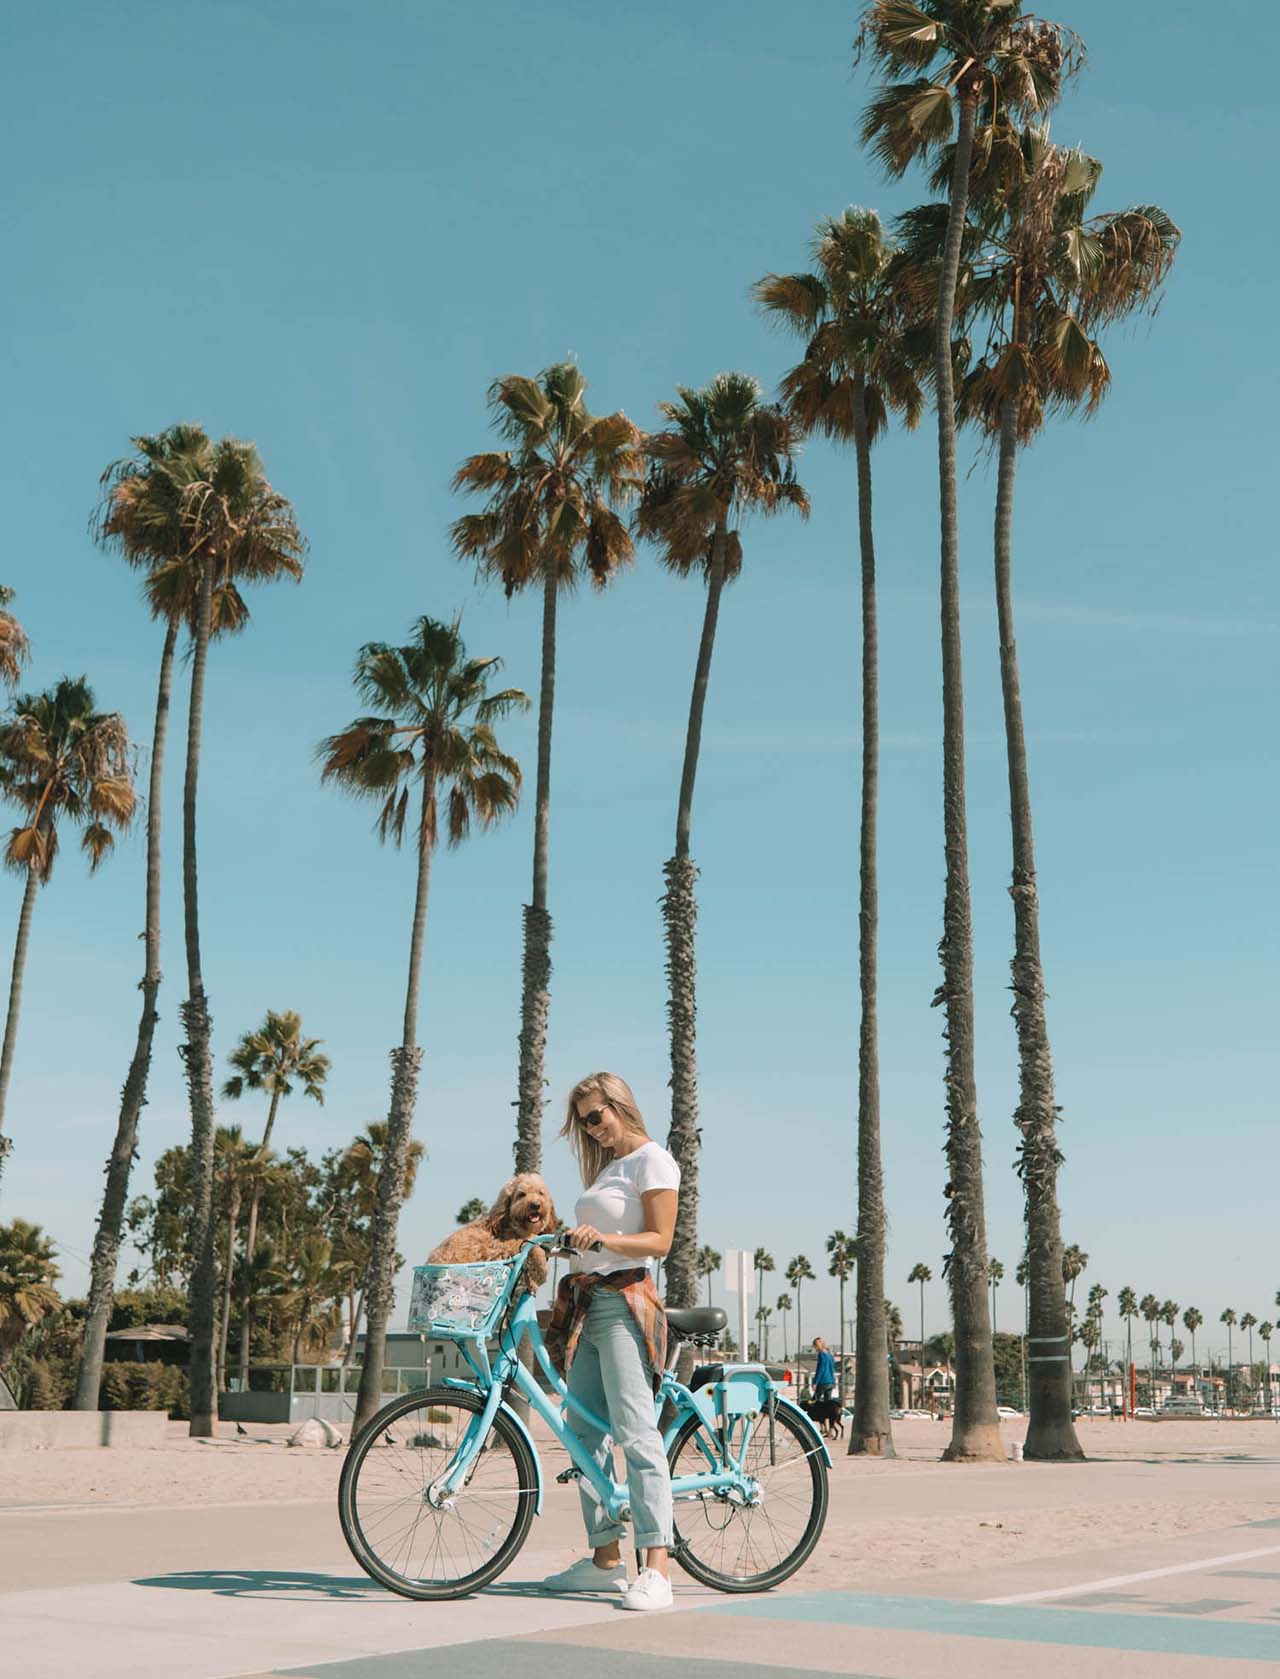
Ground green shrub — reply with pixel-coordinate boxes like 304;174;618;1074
99;1362;189;1419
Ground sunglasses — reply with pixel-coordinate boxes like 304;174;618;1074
577;1106;610;1130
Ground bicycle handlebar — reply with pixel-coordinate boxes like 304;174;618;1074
529;1232;602;1255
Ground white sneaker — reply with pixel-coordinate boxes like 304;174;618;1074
618;1567;674;1612
539;1556;628;1594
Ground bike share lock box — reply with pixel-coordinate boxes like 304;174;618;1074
689;1362;776;1430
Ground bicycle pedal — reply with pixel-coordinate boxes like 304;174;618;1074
555;1465;583;1484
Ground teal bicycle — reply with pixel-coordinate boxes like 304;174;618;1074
339;1234;831;1599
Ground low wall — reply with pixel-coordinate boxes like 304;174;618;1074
0;1410;169;1449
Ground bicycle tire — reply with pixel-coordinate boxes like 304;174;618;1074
667;1402;829;1592
339;1386;538;1600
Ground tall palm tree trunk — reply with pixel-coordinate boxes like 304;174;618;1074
75;618;179;1409
662;520;728;1311
849;378;894;1458
934;90;1000;1463
0;864;40;1193
216;1181;242;1392
351;774;433;1436
236;1086;283;1389
181;564;219;1437
514;573;556;1176
993;399;1082;1461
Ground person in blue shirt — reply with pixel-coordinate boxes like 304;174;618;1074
812;1337;836;1402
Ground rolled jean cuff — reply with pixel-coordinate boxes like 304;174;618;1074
633;1529;672;1549
588;1525;625;1545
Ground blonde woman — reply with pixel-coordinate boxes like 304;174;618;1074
540;1072;680;1612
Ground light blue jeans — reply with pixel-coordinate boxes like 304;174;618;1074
563;1287;673;1550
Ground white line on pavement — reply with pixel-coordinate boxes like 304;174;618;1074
982;1542;1280;1605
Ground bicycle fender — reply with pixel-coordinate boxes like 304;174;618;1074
773;1396;834;1467
439;1377;544;1513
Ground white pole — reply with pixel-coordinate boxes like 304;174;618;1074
737;1251;751;1365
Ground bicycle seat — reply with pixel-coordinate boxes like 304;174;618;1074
666;1307;728;1338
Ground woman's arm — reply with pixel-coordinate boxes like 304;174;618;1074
567;1188;677;1261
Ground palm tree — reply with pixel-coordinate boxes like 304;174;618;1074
754;1248;776;1311
759;211;924;1456
1220;1308;1238;1412
320;617;526;1431
1139;1293;1161;1397
221;1009;329;1389
776;1291;793;1360
0;589;30;688
787;1255;816;1362
98;426;306;1435
1259;1322;1274;1413
212;1125;256;1391
0;1218;60;1362
75;432;264;1411
456;1197;487;1225
1061;1244;1088;1318
637;375;807;1306
988;1258;1004;1335
1118;1286;1138;1386
275;1234;349;1367
1182;1305;1202;1376
1241;1313;1258;1408
452;364;641;1176
0;679;135;1186
857;0;1079;1465
697;1245;722;1309
908;1263;932;1407
339;1121;425;1362
755;1303;773;1361
1161;1301;1179;1391
827;1232;857;1407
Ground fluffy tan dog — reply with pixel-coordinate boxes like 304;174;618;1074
427;1173;558;1291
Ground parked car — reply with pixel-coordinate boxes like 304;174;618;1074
996;1406;1023;1419
1133;1405;1156;1418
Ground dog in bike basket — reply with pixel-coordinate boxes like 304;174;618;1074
426;1173;559;1291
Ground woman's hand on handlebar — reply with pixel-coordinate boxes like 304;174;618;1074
565;1224;605;1252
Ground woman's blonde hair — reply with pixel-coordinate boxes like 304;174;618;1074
559;1071;650;1187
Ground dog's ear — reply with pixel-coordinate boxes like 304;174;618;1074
485;1178;517;1234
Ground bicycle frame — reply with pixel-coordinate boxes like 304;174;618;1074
426;1245;760;1523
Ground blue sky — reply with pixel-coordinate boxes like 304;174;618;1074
1;1;1275;1364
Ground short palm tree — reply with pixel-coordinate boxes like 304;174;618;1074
1182;1305;1202;1374
638;375;808;1306
857;0;1080;1467
0;679;134;1183
1061;1244;1088;1317
776;1291;793;1359
456;1197;487;1225
827;1232;858;1406
1241;1312;1258;1404
452;364;642;1175
0;589;30;687
697;1245;722;1309
338;1122;425;1363
908;1262;932;1402
755;1303;773;1361
754;1248;776;1308
787;1255;816;1359
213;1125;257;1391
757;207;924;1458
1140;1293;1161;1393
0;1218;60;1361
1259;1322;1274;1412
1221;1308;1238;1410
221;1009;329;1389
320;616;526;1432
988;1257;1005;1334
274;1234;349;1366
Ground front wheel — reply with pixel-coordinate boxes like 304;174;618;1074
668;1402;829;1592
339;1386;538;1600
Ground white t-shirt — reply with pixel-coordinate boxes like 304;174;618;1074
572;1140;681;1277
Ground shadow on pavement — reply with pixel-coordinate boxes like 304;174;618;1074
133;1569;387;1601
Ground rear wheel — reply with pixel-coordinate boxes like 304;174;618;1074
668;1402;828;1592
339;1386;537;1600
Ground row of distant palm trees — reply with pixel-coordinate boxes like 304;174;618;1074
0;4;1180;1460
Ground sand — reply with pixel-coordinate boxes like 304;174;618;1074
6;1415;1278;1590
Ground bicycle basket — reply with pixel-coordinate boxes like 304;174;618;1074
407;1260;513;1337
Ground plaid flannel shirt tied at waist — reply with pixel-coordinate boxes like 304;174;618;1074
544;1268;668;1394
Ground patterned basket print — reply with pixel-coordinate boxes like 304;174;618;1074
408;1261;513;1335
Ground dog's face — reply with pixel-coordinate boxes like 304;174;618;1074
488;1173;557;1239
